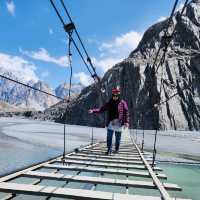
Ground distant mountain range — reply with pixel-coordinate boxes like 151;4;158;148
0;70;83;111
0;100;22;113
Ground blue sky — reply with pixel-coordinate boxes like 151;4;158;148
0;0;185;89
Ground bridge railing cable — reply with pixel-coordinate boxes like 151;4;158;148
0;74;65;101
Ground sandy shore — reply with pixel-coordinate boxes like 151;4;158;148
131;129;200;163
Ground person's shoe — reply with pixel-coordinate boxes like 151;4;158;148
105;151;109;155
105;149;111;155
113;150;119;154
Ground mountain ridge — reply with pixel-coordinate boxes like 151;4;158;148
0;70;82;111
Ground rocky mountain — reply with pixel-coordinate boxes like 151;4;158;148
0;67;83;111
0;71;58;111
0;100;22;113
56;0;200;130
55;83;83;99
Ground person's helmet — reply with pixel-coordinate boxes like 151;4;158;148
112;88;120;95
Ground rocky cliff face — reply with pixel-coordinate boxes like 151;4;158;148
0;71;58;111
55;83;83;99
0;69;83;111
57;0;200;130
0;100;22;113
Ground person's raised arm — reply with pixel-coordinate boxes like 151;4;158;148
88;101;110;114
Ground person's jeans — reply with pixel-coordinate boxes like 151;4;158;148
107;129;122;152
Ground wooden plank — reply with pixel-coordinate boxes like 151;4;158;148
0;182;190;200
130;136;172;200
92;149;139;153
43;164;167;179
0;170;51;200
54;160;146;169
53;160;162;171
23;171;181;191
0;157;60;183
72;153;152;161
78;151;150;157
66;155;144;163
91;146;138;150
93;145;135;148
63;156;146;165
81;149;141;155
91;147;138;152
0;194;16;200
93;144;134;148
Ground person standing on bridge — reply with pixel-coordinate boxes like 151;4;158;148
89;88;129;155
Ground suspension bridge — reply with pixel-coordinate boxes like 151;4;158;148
0;0;194;199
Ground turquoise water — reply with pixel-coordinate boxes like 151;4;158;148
94;163;200;199
159;163;200;200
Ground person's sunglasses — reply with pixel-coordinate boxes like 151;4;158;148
112;94;119;97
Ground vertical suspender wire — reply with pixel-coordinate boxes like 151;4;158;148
141;113;145;152
135;120;138;144
151;51;165;170
63;32;73;164
151;129;158;169
91;127;94;146
150;67;159;170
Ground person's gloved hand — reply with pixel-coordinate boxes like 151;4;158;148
88;109;94;114
124;123;129;129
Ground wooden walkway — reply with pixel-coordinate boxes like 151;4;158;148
0;131;191;200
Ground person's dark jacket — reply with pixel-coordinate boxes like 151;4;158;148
91;99;129;126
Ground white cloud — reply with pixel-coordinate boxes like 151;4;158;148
92;57;122;73
73;72;93;87
157;16;167;22
99;31;142;56
176;3;184;11
41;71;49;78
49;28;53;35
0;53;38;83
20;48;69;67
93;31;142;73
6;0;15;16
